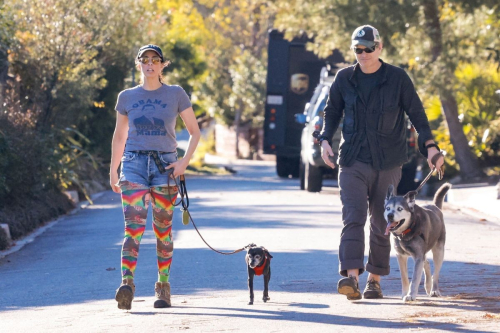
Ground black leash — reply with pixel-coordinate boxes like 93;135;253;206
155;156;253;255
409;151;445;195
174;175;254;255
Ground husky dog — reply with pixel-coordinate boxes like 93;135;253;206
384;183;451;302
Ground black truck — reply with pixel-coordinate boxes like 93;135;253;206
263;30;345;178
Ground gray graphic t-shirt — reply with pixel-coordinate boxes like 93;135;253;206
115;84;192;152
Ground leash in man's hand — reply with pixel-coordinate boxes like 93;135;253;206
412;151;445;195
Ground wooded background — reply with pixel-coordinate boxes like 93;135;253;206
0;0;499;249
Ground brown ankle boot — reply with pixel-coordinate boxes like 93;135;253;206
154;282;171;308
115;278;135;310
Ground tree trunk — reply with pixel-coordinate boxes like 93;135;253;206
439;91;485;178
423;0;485;179
234;104;242;158
0;60;9;108
36;72;58;132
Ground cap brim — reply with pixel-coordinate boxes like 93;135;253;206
137;49;163;60
351;40;376;48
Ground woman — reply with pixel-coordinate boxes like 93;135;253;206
110;44;200;310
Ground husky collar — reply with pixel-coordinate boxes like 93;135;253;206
398;219;417;239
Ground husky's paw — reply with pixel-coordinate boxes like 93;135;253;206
262;295;270;302
430;290;441;297
403;294;416;302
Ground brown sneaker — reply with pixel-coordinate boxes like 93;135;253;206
154;282;171;308
363;279;383;299
337;276;362;300
115;278;135;310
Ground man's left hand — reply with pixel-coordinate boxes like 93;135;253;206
427;147;444;174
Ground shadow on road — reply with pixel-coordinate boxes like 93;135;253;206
1;243;499;319
127;304;493;333
0;164;498;333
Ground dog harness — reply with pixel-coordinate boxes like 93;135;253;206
253;256;270;276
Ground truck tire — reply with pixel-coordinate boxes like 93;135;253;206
299;159;305;190
305;162;323;192
290;157;300;178
276;156;290;178
276;156;300;178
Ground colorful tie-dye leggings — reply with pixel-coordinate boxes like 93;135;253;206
120;181;178;283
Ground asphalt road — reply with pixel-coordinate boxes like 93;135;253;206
1;161;499;332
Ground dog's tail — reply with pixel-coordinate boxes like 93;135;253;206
433;183;452;209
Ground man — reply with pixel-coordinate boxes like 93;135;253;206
318;25;444;300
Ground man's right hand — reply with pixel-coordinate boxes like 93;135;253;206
321;141;336;169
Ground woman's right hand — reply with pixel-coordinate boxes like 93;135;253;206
110;172;121;193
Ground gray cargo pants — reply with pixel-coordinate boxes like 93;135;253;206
338;160;402;277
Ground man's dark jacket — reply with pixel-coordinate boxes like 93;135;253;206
320;60;433;170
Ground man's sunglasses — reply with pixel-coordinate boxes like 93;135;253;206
138;56;162;65
353;45;378;54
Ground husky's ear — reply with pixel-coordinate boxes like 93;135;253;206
385;184;394;204
404;190;417;212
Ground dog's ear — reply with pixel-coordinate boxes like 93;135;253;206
385;184;394;204
264;249;273;259
404;190;417;212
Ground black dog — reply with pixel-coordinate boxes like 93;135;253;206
245;245;273;305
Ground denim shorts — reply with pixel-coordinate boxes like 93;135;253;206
119;151;178;188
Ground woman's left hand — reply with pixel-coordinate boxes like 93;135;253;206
165;158;189;177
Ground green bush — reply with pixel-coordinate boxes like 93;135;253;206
0;84;75;245
0;227;9;251
0;134;10;202
0;189;73;241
